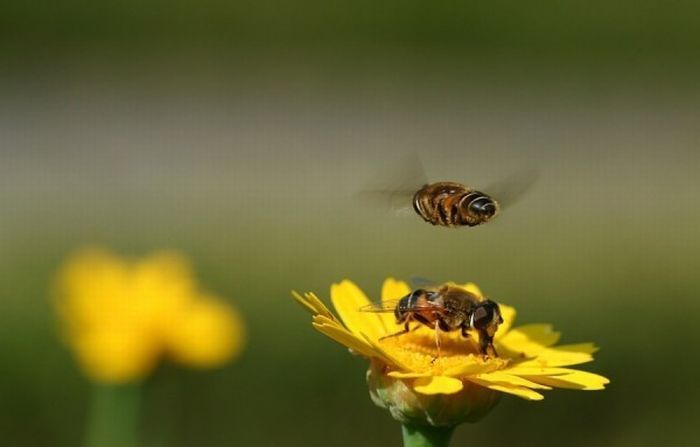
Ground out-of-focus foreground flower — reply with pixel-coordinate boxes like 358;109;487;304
54;247;245;383
293;278;608;429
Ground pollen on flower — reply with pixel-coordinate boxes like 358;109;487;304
378;328;508;375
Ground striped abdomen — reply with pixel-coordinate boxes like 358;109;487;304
412;182;499;227
394;289;441;326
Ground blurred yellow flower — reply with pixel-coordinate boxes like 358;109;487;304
54;248;245;384
293;278;609;426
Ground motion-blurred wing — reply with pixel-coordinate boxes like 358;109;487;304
409;277;442;290
355;153;428;215
356;188;416;215
482;168;538;209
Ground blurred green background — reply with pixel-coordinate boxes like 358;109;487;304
1;1;699;446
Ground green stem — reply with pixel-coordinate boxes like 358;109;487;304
401;424;455;447
84;383;141;447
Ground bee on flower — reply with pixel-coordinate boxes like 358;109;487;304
54;247;246;384
293;278;609;429
360;284;504;359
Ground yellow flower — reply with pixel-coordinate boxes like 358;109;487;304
54;248;245;384
293;278;609;426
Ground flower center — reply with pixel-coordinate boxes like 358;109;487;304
378;327;507;375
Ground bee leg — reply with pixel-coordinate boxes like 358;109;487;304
430;321;442;364
478;330;498;358
379;322;417;341
431;207;441;225
460;326;470;339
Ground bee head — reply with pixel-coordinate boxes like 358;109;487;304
465;194;499;220
470;300;503;336
394;305;406;322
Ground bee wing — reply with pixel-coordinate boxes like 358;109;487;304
409;277;442;290
482;168;538;210
359;297;444;313
355;153;428;215
359;299;403;313
355;189;416;215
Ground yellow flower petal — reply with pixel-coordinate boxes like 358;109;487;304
72;327;159;383
292;291;335;320
501;366;574;376
522;371;610;390
292;290;319;315
379;278;411;332
476;372;552;390
516;347;594;367
360;332;412;371
442;357;504;377
387;371;432;379
55;247;245;383
166;297;245;368
312;316;378;358
498;324;561;355
381;277;412;302
331;280;384;339
413;376;464;395
54;248;131;330
469;379;545;400
127;253;198;327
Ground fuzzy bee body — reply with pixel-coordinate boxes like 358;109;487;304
413;182;500;227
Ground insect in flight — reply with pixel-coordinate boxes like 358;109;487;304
357;155;537;228
360;284;504;358
413;181;500;227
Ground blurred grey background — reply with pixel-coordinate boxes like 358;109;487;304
1;2;699;446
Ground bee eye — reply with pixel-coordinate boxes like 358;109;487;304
472;300;501;328
468;197;497;217
472;305;493;327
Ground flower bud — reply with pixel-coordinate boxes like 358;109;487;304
366;360;501;427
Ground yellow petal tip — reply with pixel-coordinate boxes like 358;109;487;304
413;376;464;395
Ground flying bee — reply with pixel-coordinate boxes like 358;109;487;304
413;182;499;227
357;154;537;228
360;284;504;358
